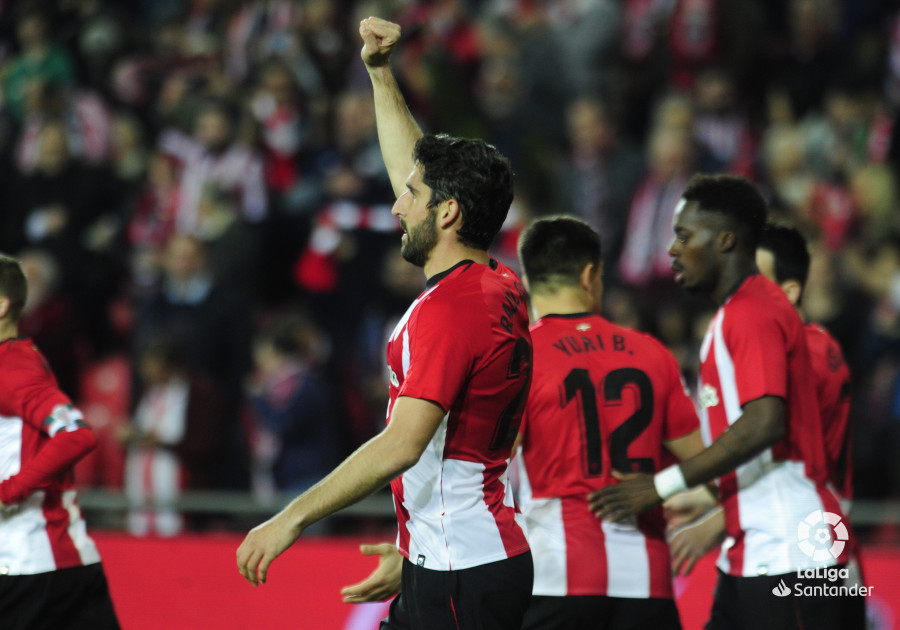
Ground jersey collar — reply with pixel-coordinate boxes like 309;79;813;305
425;258;498;288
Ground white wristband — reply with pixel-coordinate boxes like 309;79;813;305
653;465;687;500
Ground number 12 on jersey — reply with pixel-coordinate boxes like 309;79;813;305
562;367;655;477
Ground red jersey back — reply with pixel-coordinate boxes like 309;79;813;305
386;259;531;571
517;313;698;598
805;323;852;500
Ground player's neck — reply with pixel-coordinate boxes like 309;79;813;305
713;257;756;305
423;241;489;278
0;321;18;343
530;290;593;321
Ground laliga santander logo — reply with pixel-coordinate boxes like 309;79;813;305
797;510;848;561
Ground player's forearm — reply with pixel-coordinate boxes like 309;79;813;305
0;428;96;504
367;65;422;197
277;429;418;532
678;412;784;488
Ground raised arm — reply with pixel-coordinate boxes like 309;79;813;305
359;17;423;197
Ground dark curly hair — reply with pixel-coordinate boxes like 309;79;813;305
682;174;767;252
0;254;27;323
413;134;514;251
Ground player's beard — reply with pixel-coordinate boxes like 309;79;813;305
401;207;439;268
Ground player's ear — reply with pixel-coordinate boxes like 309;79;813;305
0;296;9;320
438;198;460;230
718;230;737;253
781;279;802;306
579;262;597;293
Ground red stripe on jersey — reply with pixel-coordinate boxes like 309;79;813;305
41;487;81;568
639;511;674;598
392;477;411;558
482;467;527;557
562;496;608;595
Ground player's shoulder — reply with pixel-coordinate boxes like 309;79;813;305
726;274;798;326
0;339;49;383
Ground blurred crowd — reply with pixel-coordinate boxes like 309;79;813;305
1;0;899;536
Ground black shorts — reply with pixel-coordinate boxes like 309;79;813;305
521;594;681;630
0;563;120;630
381;551;533;630
705;567;866;630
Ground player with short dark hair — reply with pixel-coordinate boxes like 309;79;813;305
0;253;120;630
590;174;850;630
237;17;533;630
515;217;706;630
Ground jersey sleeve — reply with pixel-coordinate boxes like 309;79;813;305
660;348;700;441
722;303;788;405
398;296;479;411
3;353;81;436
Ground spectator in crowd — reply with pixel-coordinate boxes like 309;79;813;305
135;233;253;489
159;97;268;231
247;316;339;500
120;335;223;536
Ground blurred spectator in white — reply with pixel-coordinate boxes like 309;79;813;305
159;97;268;230
247;315;339;500
121;335;223;536
249;57;309;196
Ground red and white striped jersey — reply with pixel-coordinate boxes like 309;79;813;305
698;275;847;577
386;259;531;571
516;313;699;598
0;339;101;575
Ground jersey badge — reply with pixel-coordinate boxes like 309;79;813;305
699;384;720;409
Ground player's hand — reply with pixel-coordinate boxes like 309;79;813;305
359;17;401;69
236;513;302;586
340;542;402;603
669;507;725;576
663;486;717;531
588;471;661;523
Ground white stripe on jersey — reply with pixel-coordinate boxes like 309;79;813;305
0;415;23;480
603;520;651;598
402;328;410;379
402;412;450;569
0;492;55;574
442;458;513;569
713;315;742;423
64;490;101;566
515;457;568;596
719;460;836;576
